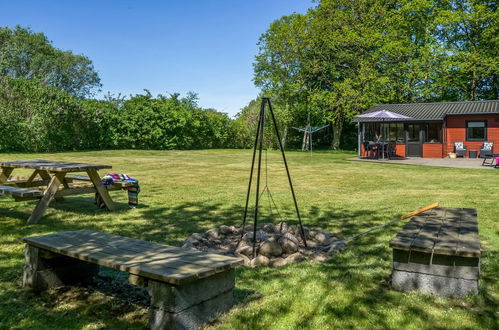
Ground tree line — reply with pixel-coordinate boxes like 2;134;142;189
0;76;238;152
1;1;497;153
254;0;498;148
0;26;238;152
0;26;331;152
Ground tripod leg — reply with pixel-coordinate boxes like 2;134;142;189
252;100;266;258
265;98;308;247
236;101;264;251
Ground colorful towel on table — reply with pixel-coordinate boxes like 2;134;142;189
95;173;140;209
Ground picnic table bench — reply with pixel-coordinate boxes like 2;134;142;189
0;160;120;224
481;154;499;167
389;207;480;297
23;230;242;329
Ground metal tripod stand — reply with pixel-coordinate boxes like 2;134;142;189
238;97;307;258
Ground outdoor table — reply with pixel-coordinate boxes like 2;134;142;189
375;142;389;159
0;160;114;224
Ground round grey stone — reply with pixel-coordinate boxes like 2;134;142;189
206;228;220;239
285;252;306;264
279;234;299;254
315;232;332;245
275;222;288;233
262;223;276;233
282;232;299;245
270;257;288;267
259;240;282;257
308;230;318;239
219;225;232;235
190;233;203;240
251;255;270;267
256;230;269;242
236;245;253;257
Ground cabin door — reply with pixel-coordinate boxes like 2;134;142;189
406;124;424;157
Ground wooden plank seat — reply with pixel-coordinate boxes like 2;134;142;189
66;174;136;188
389;207;480;297
23;230;242;329
0;185;43;199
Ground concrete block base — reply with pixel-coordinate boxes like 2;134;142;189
23;245;99;291
149;290;233;330
147;269;235;330
392;269;478;297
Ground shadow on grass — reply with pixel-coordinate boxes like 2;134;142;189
0;201;497;329
0;195;137;225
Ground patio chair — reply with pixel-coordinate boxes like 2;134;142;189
362;141;370;158
362;141;376;158
480;141;494;158
387;142;397;159
454;142;467;157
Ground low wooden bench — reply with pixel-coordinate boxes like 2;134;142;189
389;207;480;297
0;185;43;199
23;230;242;329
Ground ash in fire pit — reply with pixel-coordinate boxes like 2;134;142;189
181;222;346;267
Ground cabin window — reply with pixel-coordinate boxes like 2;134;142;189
466;121;487;141
363;123;379;142
388;123;404;143
363;122;404;142
426;123;442;143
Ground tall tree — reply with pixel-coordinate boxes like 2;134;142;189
434;0;498;100
254;13;310;147
253;0;498;149
0;26;101;98
305;0;394;148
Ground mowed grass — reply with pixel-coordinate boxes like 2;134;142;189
0;149;497;329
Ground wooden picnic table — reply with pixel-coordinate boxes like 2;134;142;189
0;160;116;224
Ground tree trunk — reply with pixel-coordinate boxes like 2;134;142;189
281;125;288;149
470;70;477;101
331;120;343;150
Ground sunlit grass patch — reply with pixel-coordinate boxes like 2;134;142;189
0;149;497;329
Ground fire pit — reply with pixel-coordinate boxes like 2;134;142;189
181;222;346;267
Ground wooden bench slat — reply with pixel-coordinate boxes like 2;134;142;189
65;174;92;181
60;231;240;264
0;185;43;198
29;231;236;264
66;174;136;188
0;160;112;172
23;230;242;285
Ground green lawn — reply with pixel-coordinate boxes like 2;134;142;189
0;150;497;329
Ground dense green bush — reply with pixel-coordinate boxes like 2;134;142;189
0;77;238;152
0;77;87;152
101;92;235;150
0;76;348;152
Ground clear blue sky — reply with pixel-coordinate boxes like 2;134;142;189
0;0;312;116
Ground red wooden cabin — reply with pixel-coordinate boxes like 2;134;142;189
355;100;499;158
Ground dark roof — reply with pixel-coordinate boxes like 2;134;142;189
353;100;499;122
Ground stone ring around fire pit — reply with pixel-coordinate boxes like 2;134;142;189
181;222;346;268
